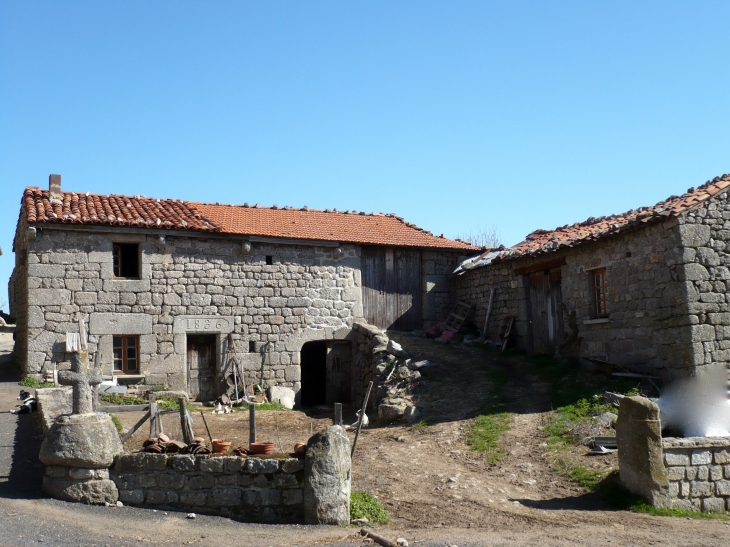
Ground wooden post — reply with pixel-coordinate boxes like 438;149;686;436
351;381;373;458
200;410;213;445
482;287;496;343
149;394;158;438
249;403;256;447
179;397;194;444
334;403;343;427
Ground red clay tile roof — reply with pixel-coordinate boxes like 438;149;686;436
468;174;730;267
21;187;478;251
22;188;219;231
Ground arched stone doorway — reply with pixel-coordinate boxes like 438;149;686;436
299;340;352;407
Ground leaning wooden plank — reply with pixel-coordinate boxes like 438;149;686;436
98;404;150;413
121;410;151;443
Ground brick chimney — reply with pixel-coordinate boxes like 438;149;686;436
49;174;62;200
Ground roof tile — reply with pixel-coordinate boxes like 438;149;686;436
21;188;478;251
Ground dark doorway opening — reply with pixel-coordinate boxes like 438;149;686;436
300;340;327;407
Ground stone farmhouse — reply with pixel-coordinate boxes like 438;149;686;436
10;175;477;403
454;174;730;379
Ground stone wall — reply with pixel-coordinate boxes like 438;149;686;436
454;219;696;374
351;322;389;406
676;189;730;374
111;453;306;522
9;214;30;366
662;437;730;512
16;224;466;402
452;263;530;349
19;227;363;398
422;250;465;329
616;395;730;512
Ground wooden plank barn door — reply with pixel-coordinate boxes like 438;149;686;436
187;334;217;401
528;268;564;354
361;246;422;331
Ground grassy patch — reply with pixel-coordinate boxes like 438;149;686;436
411;420;431;431
110;415;123;432
239;402;289;411
632;503;730;520
157;397;195;412
350;491;390;525
466;412;511;462
597;472;730;520
19;377;54;389
544;395;616;447
551;455;606;491
100;393;147;406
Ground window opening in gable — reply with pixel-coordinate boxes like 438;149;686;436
265;255;273;265
113;243;140;278
113;335;139;374
592;268;607;317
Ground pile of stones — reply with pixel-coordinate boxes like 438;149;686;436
373;339;430;423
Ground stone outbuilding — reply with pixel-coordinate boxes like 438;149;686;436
454;174;730;379
10;175;477;403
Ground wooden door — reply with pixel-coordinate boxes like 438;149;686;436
528;268;564;354
361;246;422;331
187;334;217;401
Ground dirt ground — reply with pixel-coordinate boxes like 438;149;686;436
110;333;730;546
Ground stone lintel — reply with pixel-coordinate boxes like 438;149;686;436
89;313;153;335
172;315;235;334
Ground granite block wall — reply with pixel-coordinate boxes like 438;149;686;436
662;437;730;512
111;453;306;522
454;217;702;374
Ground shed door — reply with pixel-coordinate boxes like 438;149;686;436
528;268;564;354
361;246;422;331
326;341;352;404
187;334;217;402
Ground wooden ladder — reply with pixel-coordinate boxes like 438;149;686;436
444;301;472;333
498;316;515;351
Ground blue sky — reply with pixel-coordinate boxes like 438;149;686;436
2;2;729;311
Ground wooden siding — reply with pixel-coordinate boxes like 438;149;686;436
361;246;422;331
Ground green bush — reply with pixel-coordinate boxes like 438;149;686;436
350;491;389;525
18;377;53;389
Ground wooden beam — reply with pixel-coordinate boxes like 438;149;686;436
121;410;151;443
513;256;566;276
98;404;149;413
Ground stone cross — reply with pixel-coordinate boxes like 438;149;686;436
58;319;102;414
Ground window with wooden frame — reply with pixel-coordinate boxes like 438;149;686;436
113;243;140;278
113;335;139;374
592;268;608;317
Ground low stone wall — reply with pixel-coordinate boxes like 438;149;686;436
616;395;730;512
111;453;306;522
662;437;730;512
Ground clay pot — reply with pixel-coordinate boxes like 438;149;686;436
250;442;275;455
293;442;306;457
211;439;232;454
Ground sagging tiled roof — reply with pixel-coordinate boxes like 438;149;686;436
461;174;730;271
193;202;478;250
21;187;479;251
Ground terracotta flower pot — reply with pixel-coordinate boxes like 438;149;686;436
250;442;275;455
211;439;232;454
294;442;306;457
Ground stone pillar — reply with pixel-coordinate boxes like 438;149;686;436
616;396;670;507
303;426;351;525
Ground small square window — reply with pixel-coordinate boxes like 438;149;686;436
113;335;139;374
265;255;273;266
113;243;140;278
248;341;256;353
592;268;607;317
